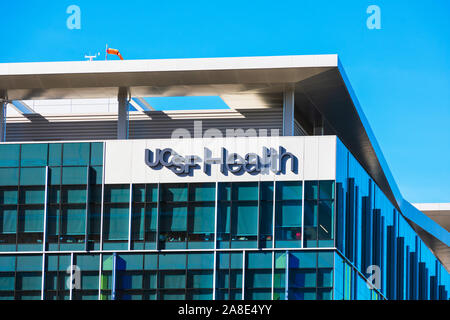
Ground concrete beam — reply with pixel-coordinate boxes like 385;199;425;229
282;87;295;136
117;87;129;140
0;90;7;142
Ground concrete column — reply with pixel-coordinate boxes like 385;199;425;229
117;87;129;140
0;90;7;142
282;87;295;136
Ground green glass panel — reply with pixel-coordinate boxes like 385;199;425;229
90;143;103;166
0;189;18;204
161;273;186;289
290;252;317;268
105;185;130;203
0;275;15;291
160;204;187;232
161;184;188;202
304;200;318;226
20;187;45;204
19;207;44;232
260;182;274;201
21;144;48;167
76;254;99;270
62;207;86;235
0;168;19;186
62;186;87;204
276;181;302;200
20;167;46;186
103;206;129;240
305;181;318;200
188;271;213;289
62;166;87;185
0;256;16;271
133;185;146;203
0;207;17;234
218;183;231;201
188;253;214;269
319;181;335;199
144;254;157;269
0;145;20;167
318;201;333;240
90;166;103;185
247;252;272;269
259;202;273;235
48;144;62;166
17;273;42;290
16;255;42;271
146;184;158;202
49;167;61;185
233;203;258;236
63;143;89;166
190;204;214;234
159;254;186;270
276;202;302;227
190;183;215;201
233;182;258;201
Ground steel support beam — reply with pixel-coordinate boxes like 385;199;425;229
282;87;295;136
0;90;7;142
117;87;129;139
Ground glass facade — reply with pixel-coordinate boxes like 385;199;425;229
0;141;448;300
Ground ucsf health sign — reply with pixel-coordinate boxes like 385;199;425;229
104;137;337;184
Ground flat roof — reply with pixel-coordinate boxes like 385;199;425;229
0;55;337;100
0;54;448;258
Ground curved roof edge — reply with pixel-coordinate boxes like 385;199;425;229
337;59;450;248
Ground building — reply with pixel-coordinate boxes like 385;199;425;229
0;55;448;300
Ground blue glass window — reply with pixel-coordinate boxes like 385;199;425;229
20;144;48;167
0;145;20;167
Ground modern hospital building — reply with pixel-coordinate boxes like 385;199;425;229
0;55;448;300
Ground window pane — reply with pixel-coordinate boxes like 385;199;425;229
189;183;215;202
20;167;46;186
276;202;302;227
319;181;335;199
0;188;18;205
19;207;44;232
19;187;45;204
48;144;62;166
160;204;187;231
21;144;48;167
0;145;20;167
103;206;129;241
189;204;214;234
318;201;333;240
62;167;87;185
90;143;103;166
276;181;302;200
61;206;86;235
233;203;258;236
305;181;318;200
105;185;130;203
63;143;90;166
0;168;19;186
0;207;17;234
233;182;258;201
161;184;188;202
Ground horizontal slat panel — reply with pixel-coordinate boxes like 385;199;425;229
5;109;282;142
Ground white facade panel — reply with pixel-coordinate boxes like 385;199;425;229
104;136;337;184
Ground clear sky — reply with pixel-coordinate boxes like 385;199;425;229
1;0;449;203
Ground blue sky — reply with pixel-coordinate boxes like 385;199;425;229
1;0;449;203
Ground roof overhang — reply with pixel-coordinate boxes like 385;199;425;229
0;54;448;253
